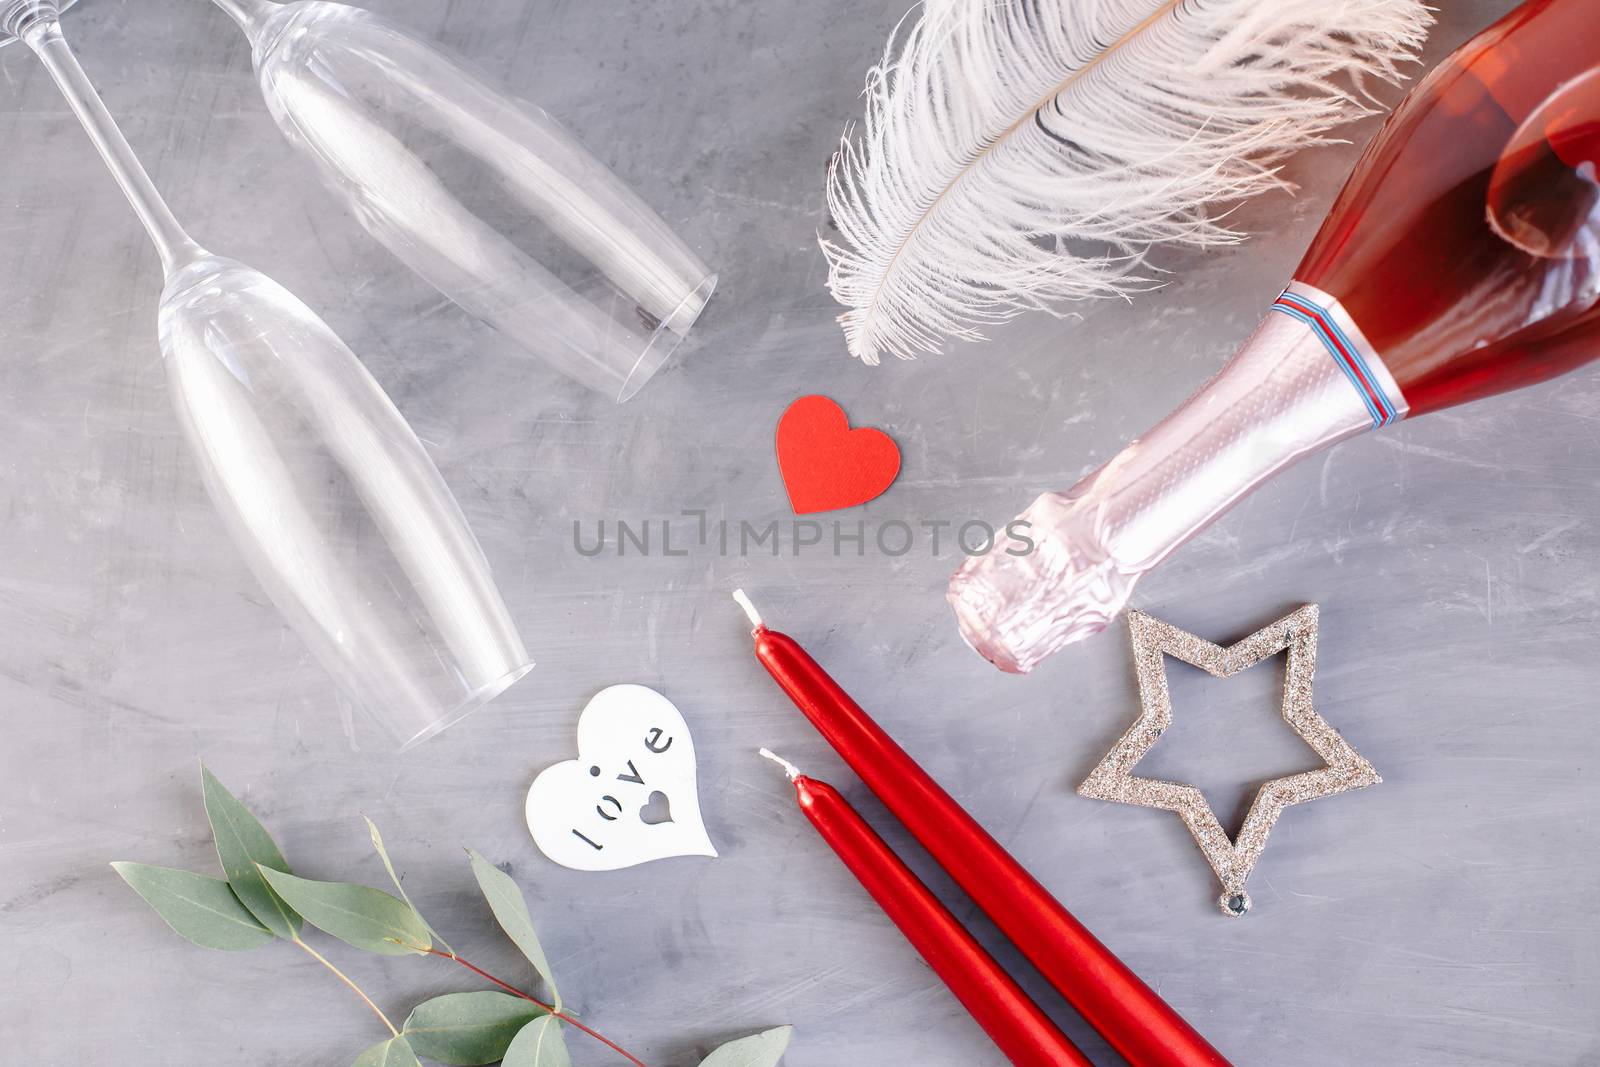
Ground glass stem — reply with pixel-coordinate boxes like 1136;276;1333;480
209;0;279;38
20;12;203;275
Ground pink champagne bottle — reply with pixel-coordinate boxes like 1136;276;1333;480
950;0;1600;673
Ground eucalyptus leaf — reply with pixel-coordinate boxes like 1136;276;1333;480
502;1016;571;1067
351;1035;423;1067
201;764;301;939
110;862;274;951
698;1026;795;1067
258;867;430;955
465;848;560;1009
403;991;545;1066
365;817;450;953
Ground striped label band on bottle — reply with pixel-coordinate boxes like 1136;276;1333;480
1271;281;1408;429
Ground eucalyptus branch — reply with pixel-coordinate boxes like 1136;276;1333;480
295;935;400;1036
112;766;794;1067
425;947;647;1067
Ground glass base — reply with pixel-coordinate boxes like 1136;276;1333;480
396;659;536;753
616;272;718;403
0;0;82;48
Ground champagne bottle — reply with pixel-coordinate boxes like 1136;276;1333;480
949;0;1600;673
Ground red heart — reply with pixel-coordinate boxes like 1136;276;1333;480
776;395;901;514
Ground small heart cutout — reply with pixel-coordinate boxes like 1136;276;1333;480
776;395;901;514
525;685;716;872
639;791;673;826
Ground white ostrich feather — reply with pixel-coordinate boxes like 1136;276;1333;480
821;0;1434;364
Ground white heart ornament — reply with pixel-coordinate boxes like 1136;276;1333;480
526;685;717;871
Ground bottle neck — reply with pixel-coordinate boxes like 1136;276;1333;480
17;9;203;274
1100;286;1404;569
949;288;1403;673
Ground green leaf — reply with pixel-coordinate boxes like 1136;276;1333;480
365;817;451;954
111;862;274;951
351;1036;423;1067
698;1026;795;1067
258;868;430;955
201;764;301;939
466;848;560;1009
403;991;545;1066
502;1016;571;1067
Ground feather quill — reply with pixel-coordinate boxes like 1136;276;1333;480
821;0;1434;364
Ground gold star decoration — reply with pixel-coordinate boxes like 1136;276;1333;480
1078;605;1380;916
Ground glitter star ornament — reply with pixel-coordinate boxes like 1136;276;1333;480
1079;605;1380;917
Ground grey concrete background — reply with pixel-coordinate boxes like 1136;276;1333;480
2;1;1593;1064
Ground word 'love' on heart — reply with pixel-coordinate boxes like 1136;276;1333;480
525;685;717;872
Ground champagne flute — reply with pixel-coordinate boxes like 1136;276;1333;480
1;0;532;747
209;0;717;402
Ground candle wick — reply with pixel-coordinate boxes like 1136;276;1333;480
732;588;764;629
758;747;801;781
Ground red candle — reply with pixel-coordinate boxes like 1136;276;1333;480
762;750;1092;1067
736;592;1229;1067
